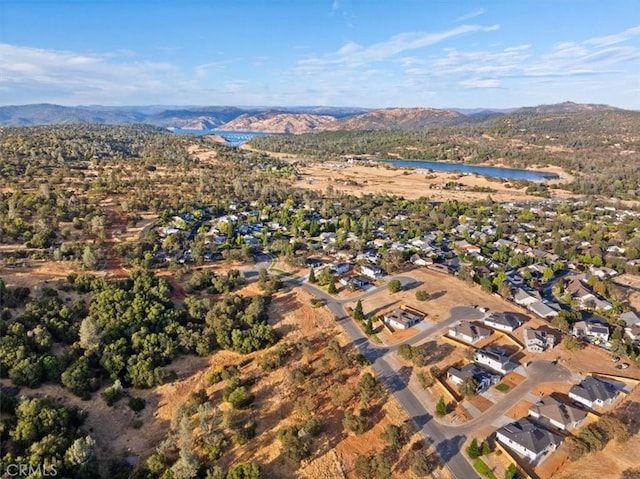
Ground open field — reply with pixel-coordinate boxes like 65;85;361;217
291;162;574;203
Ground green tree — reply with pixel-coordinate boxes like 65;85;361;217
308;268;317;283
327;280;337;295
387;279;402;293
466;438;480;459
415;290;430;301
459;377;479;397
505;463;518;479
365;317;374;335
436;396;447;417
226;462;261;479
353;300;364;320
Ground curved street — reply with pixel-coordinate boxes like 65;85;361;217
267;262;573;479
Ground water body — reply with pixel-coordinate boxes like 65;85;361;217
384;159;560;181
170;129;269;147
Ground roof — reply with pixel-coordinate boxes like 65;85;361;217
619;311;640;327
450;322;492;340
448;363;499;383
566;279;594;298
569;377;619;404
528;301;558;318
497;418;562;455
485;312;523;329
384;309;421;327
523;328;554;346
529;396;586;427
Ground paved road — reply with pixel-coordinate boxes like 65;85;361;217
255;260;572;479
281;273;481;479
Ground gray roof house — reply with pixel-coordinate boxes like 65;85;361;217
383;309;422;330
569;377;621;409
528;300;559;319
523;328;556;353
528;396;587;430
620;311;640;327
448;322;492;344
484;312;524;332
572;320;610;344
496;418;563;464
447;363;501;392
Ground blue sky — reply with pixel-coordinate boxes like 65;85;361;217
1;0;639;108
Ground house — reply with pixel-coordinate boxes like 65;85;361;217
513;288;541;307
330;263;352;275
410;253;432;266
523;328;556;353
565;279;597;309
305;258;324;268
361;264;385;279
528;396;587;430
383;309;422;330
484;312;524;332
339;275;370;290
527;301;559;320
572;320;610;343
619;311;640;327
448;322;492;344
474;348;512;374
447;364;501;392
569;377;621;409
496;418;563;463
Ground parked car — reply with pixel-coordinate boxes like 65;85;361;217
612;356;621;363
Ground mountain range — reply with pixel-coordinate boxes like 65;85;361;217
0;101;627;134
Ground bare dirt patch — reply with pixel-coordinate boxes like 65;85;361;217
291;162;573;203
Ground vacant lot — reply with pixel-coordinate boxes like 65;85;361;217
292;162;573;203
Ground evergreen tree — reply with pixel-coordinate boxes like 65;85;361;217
327;281;337;295
353;300;364;320
365;317;374;335
308;268;317;283
466;438;480;459
436;397;446;417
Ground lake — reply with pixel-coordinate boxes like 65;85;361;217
384;159;560;182
170;129;269;147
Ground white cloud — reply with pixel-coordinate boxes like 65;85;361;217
454;8;485;23
585;25;640;46
459;78;502;88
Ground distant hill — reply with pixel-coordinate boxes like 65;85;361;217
0;103;144;126
325;107;465;131
0;101;633;133
515;101;621;115
218;111;338;133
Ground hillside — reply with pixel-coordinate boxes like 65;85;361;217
516;101;622;115
218;111;338;133
325;107;466;131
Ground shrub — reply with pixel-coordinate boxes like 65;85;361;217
415;290;430;301
128;396;146;412
387;279;402;293
226;386;255;410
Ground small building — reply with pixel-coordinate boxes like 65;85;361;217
484;312;524;332
527;300;559;319
572;320;610;343
569;377;621;409
383;309;422;330
529;396;587;431
619;311;640;328
361;264;385;279
513;288;541;307
330;262;352;275
496;418;563;464
305;258;324;268
448;322;492;344
474;348;512;374
523;328;556;353
447;364;501;392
